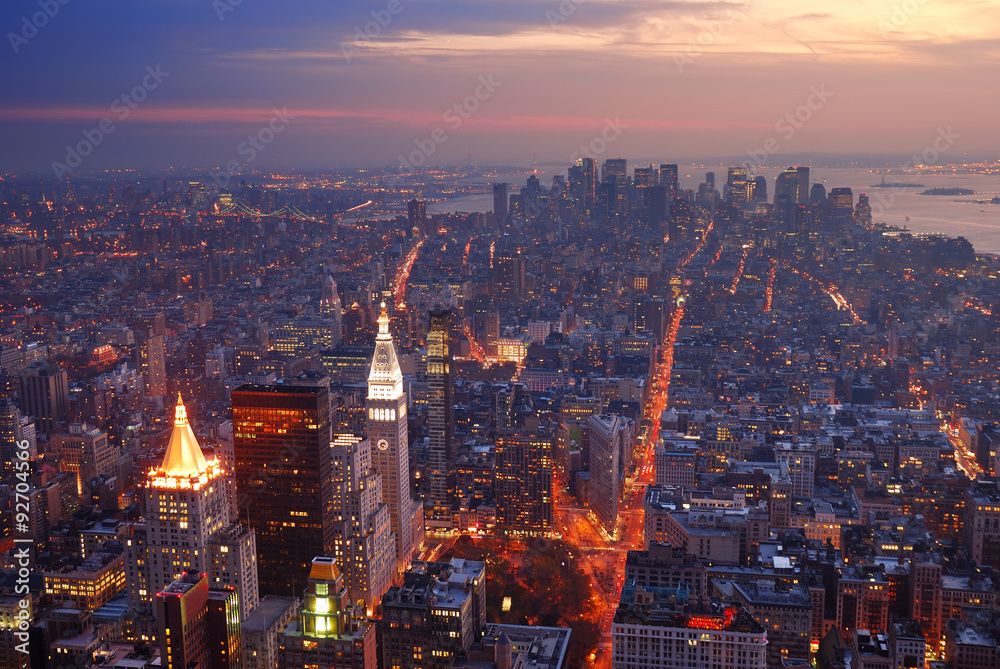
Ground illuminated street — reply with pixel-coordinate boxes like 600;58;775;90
392;239;424;307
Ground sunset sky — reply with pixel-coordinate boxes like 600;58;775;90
2;0;998;173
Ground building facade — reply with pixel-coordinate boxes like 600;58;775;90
232;384;333;596
329;433;393;614
133;396;259;623
495;428;554;534
588;414;622;537
277;557;377;669
426;308;455;530
366;303;421;570
381;559;486;669
612;587;767;669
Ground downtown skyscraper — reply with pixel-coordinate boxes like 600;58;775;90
366;303;422;570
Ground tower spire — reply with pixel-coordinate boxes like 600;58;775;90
161;393;208;477
377;301;390;338
368;302;403;397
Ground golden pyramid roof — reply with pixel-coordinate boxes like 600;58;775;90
161;394;208;477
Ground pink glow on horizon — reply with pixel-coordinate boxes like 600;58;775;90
0;107;771;133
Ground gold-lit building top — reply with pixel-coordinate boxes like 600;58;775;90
149;394;222;490
368;302;404;399
308;556;343;584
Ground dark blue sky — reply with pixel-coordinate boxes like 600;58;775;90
1;0;997;174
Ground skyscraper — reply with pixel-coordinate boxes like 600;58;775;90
795;165;810;204
366;303;421;570
602;158;628;218
602;158;627;187
810;182;827;206
232;384;333;597
136;332;167;397
134;395;260;621
492;250;523;308
775;166;809;206
828;187;855;225
633;165;656;188
156;570;242;669
320;275;343;346
774;167;800;224
668;197;693;241
963;486;1000;571
753;175;767;201
495;428;553;534
659;163;679;198
485;311;500;358
581;157;597;209
725;166;748;203
492;183;508;225
18;361;69;433
854;192;872;227
426;308;455;530
644;186;668;230
408;198;427;236
52;422;118;493
145;395;228;597
588;414;622;538
329;433;393;614
0;397;35;484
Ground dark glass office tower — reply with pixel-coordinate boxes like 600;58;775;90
492;183;508;224
426;308;455;529
232;384;332;596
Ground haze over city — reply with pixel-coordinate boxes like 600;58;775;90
3;0;1000;171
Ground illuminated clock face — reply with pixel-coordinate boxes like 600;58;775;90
377;439;389;451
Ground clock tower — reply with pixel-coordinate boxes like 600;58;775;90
366;303;420;570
